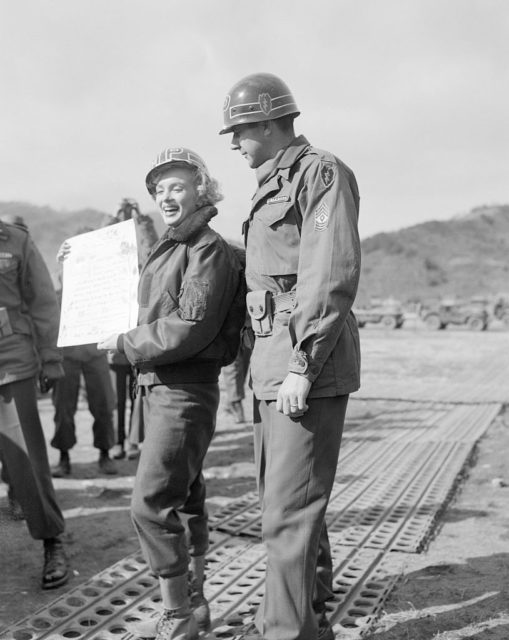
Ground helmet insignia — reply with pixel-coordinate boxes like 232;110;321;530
259;93;272;116
223;94;231;112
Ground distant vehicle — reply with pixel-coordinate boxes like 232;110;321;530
493;294;509;325
420;299;489;331
354;299;405;330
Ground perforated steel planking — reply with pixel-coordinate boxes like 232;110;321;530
209;402;501;552
0;535;404;640
0;400;501;640
0;531;233;640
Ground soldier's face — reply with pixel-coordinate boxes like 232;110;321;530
154;167;199;228
230;123;271;168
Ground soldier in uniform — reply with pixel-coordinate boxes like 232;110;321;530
0;217;69;590
219;73;361;640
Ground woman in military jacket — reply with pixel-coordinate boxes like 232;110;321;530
99;148;243;639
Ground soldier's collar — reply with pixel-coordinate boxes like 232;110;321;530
255;135;310;186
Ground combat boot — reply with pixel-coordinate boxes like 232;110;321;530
98;450;118;475
317;609;334;640
42;537;69;589
154;608;198;640
51;451;71;478
156;575;198;640
188;555;211;632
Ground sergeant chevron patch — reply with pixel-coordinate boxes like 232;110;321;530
314;201;330;231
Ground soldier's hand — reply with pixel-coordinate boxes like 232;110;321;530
39;362;64;393
56;241;71;262
276;373;311;418
97;334;120;352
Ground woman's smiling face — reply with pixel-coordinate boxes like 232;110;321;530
154;166;199;228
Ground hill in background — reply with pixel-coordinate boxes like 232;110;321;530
1;201;508;303
357;204;509;305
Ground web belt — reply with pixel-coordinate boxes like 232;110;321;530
272;290;296;313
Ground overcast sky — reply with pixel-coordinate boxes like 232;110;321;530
1;0;507;240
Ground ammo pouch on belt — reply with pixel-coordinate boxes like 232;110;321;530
246;290;273;337
0;307;13;338
246;290;297;337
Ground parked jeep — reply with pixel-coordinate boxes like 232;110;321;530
493;294;509;325
354;299;405;330
420;299;489;331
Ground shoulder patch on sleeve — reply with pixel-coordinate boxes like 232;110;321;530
320;162;336;188
179;279;209;321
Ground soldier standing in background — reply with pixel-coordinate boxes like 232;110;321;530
0;216;69;590
219;73;361;640
107;198;158;459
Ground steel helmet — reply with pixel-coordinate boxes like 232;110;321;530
219;72;300;135
145;147;209;196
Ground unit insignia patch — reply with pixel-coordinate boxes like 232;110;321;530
320;162;335;188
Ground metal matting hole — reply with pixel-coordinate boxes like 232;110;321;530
364;581;383;590
124;588;141;596
93;579;114;589
125;615;143;623
224;618;244;627
109;571;125;579
340;616;368;628
31;618;51;629
122;564;139;572
66;597;86;607
109;626;128;634
110;597;127;606
78;618;98;627
49;606;71;618
353;598;375;607
12;630;34;640
137;579;154;588
96;608;114;616
62;630;82;638
139;606;157;613
82;588;100;597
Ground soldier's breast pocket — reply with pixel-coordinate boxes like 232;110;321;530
0;255;18;274
253;203;300;276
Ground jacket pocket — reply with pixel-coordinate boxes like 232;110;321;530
250;203;300;276
0;257;17;274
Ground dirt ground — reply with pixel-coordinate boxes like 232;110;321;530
1;329;509;640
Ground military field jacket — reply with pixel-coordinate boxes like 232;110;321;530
245;135;361;399
119;206;242;386
0;221;62;385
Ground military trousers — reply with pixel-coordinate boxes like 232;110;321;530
221;343;251;403
51;355;115;452
131;381;219;578
253;394;349;640
0;377;65;540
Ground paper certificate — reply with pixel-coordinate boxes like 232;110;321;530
57;220;139;346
